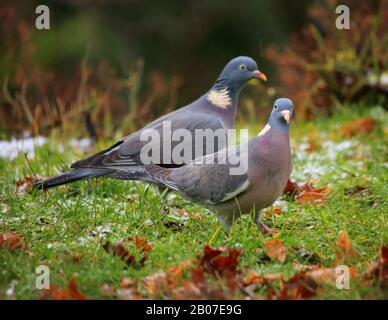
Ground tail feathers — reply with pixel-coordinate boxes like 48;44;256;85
33;168;113;190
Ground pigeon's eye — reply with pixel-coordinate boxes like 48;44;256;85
274;104;278;110
239;64;247;71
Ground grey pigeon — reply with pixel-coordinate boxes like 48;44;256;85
145;98;294;232
34;56;267;189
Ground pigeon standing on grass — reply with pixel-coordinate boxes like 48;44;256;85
145;98;294;232
34;56;267;189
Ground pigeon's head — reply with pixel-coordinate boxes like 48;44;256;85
216;56;266;90
269;98;294;128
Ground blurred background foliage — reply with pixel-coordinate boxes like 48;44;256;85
0;0;386;139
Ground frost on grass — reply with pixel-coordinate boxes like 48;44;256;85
0;136;93;160
0;136;47;160
291;137;369;182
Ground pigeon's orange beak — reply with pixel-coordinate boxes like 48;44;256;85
253;70;267;82
281;110;291;124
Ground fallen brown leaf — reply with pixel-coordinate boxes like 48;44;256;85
243;271;282;286
103;236;152;267
100;284;116;298
70;253;82;263
100;282;141;300
168;258;194;287
283;179;313;196
305;140;319;153
40;278;86;300
278;273;318;299
294;248;321;264
120;277;135;288
199;246;242;293
340;117;376;138
200;246;241;278
143;259;194;296
263;239;288;263
364;246;388;288
265;207;284;216
295;187;333;205
245;264;357;300
284;179;333;206
344;185;368;196
0;232;24;251
336;230;355;261
16;175;44;193
143;271;169;296
116;288;142;300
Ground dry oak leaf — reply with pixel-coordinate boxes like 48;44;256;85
243;271;282;286
116;288;142;300
283;179;313;197
200;246;241;277
143;259;194;296
103;236;152;266
244;266;356;287
263;239;288;263
336;230;355;261
120;277;136;289
143;271;169;296
278;273;318;299
340;117;376;138
295;187;333;205
283;179;333;206
304;140;319;153
265;207;284;216
364;246;388;287
40;278;86;300
0;232;25;251
16;175;44;193
168;258;194;287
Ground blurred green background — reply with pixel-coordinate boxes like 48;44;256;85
0;0;386;137
1;0;310;92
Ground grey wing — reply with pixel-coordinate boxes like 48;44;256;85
72;109;225;170
146;146;249;204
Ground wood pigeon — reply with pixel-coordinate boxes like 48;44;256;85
145;98;294;232
34;56;266;189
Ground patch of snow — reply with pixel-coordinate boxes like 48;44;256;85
70;138;93;152
6;280;17;298
0;203;8;213
272;199;289;211
0;136;94;160
143;219;154;226
0;136;47;160
292;138;366;181
91;225;112;238
78;236;92;246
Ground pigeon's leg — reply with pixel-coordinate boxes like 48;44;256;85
253;210;277;235
218;213;234;232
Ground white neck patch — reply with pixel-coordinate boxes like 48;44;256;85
257;124;271;137
207;88;231;109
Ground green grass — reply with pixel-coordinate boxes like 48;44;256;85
0;105;387;299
